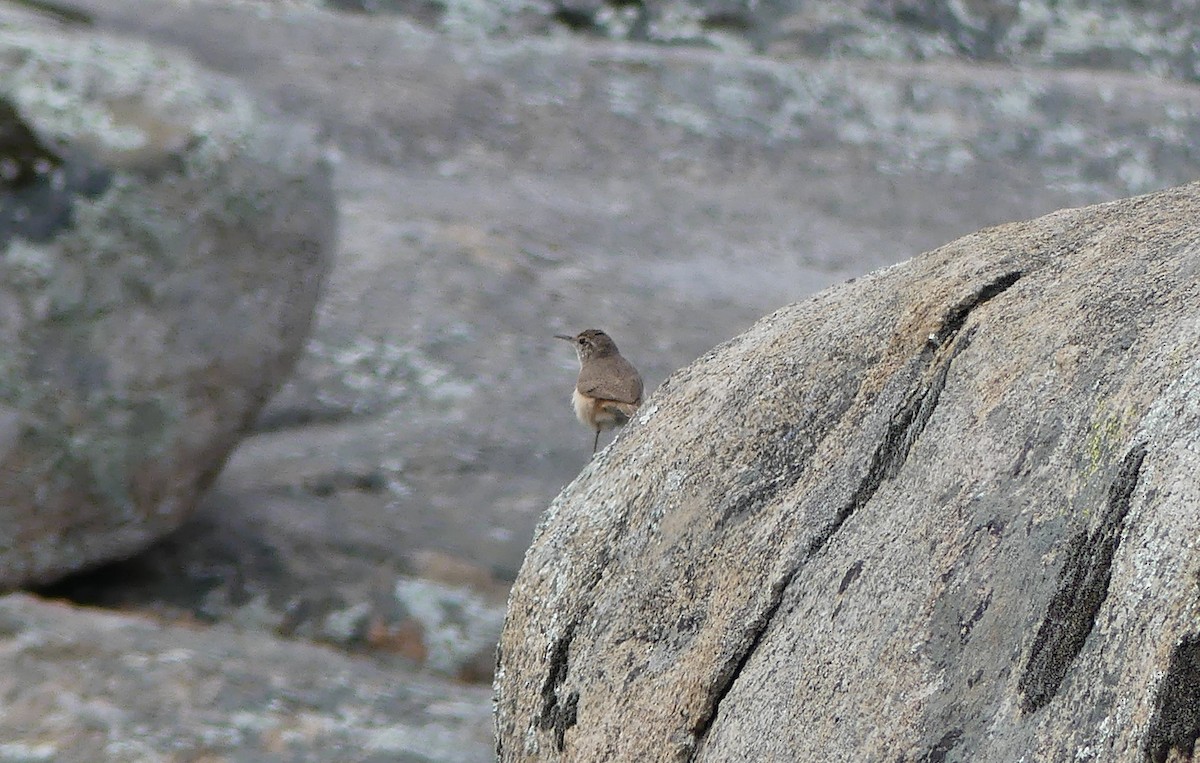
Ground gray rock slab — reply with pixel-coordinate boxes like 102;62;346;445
0;592;494;762
496;181;1200;761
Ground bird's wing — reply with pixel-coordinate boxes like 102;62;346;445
578;356;643;405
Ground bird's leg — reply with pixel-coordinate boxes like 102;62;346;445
592;429;600;454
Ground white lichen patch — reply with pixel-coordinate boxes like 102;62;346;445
439;0;551;40
361;722;471;757
303;335;475;416
0;742;58;762
393;576;505;676
0;28;247;157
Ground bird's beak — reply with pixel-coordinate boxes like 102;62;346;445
554;334;574;342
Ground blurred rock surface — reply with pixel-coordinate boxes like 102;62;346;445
0;593;494;763
0;9;335;588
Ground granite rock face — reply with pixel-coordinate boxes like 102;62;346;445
496;182;1200;761
0;20;336;587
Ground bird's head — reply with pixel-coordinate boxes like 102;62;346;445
555;329;618;362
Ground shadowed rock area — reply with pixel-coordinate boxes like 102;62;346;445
496;182;1200;761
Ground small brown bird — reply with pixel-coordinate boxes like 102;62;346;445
555;329;644;453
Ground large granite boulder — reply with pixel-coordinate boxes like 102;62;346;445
496;182;1200;761
0;18;335;588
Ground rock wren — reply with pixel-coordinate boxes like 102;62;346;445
555;329;644;454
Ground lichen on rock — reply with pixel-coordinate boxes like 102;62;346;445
0;20;336;588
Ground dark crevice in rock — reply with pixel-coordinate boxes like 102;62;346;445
251;401;365;433
810;269;1023;557
837;559;865;594
0;97;112;245
932;270;1023;348
552;7;597;32
34;506;292;618
690;271;1023;759
527;496;630;750
700;12;754;34
689;568;800;758
1018;442;1148;714
0;98;63;188
1144;633;1200;763
921;727;964;762
958;588;992;644
3;0;93;25
495;641;504;759
715;423;818;529
539;622;579;752
806;326;970;557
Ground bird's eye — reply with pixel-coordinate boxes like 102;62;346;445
578;338;586;345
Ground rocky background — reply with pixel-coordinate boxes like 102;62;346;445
2;0;1200;760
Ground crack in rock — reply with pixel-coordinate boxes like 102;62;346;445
810;269;1023;557
1018;442;1148;714
1145;633;1200;763
539;622;579;752
688;271;1022;757
932;270;1023;348
687;566;800;758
